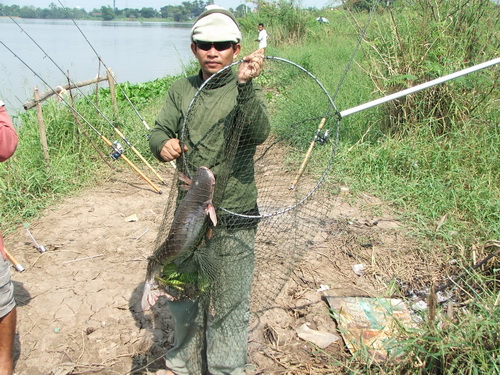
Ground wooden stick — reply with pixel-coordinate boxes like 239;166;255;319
34;86;50;167
106;68;118;115
23;76;108;110
415;246;500;302
3;247;25;272
66;72;114;170
289;117;327;190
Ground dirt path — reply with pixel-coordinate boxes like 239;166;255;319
5;162;431;374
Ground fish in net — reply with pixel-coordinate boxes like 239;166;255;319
144;56;340;373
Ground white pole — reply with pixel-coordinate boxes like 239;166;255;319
339;57;500;119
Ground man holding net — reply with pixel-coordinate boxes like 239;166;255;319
149;6;269;375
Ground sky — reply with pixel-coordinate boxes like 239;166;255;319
1;0;333;11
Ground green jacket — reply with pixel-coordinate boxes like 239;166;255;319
150;70;270;215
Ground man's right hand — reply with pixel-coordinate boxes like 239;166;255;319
160;138;188;162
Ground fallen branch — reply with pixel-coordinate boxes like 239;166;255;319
61;254;104;264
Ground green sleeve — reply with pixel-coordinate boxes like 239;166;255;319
236;81;270;145
149;85;183;161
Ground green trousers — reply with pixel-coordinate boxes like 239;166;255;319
164;226;257;375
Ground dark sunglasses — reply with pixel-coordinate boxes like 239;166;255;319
196;41;235;51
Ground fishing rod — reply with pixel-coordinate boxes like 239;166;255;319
57;0;152;132
339;57;500;119
57;0;179;178
288;56;499;191
3;246;25;272
289;57;499;191
0;40;163;194
289;3;378;190
8;16;170;185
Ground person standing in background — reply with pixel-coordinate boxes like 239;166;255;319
255;23;268;52
0;99;18;375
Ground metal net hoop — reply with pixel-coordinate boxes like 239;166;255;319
180;56;340;220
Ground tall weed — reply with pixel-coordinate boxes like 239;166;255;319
238;0;310;46
362;0;499;135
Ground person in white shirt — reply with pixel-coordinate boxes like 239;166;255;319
255;23;268;52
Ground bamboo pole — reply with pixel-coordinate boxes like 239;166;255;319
23;76;107;110
66;72;114;170
111;126;168;185
3;247;25;272
289;117;327;190
34;86;50;167
99;134;163;194
106;68;118;115
1;40;162;193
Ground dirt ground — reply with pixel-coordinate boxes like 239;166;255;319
4;159;441;375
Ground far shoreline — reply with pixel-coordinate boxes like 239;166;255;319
0;15;194;24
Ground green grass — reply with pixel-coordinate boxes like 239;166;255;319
258;1;500;248
1;1;498;373
247;2;499;373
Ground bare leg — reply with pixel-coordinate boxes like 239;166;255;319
0;307;16;375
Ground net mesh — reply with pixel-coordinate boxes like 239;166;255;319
149;57;339;373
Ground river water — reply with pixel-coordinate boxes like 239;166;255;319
0;18;194;114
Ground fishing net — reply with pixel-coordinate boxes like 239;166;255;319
150;56;340;373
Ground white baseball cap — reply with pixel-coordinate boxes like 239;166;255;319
191;6;241;43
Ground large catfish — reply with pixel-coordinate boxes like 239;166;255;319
141;166;217;311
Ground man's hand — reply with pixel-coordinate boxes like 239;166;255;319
238;49;265;84
160;138;188;162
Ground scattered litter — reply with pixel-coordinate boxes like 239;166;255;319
411;300;428;311
135;227;149;240
325;296;418;362
125;214;139;222
296;323;339;349
352;263;367;276
317;284;330;292
51;362;75;375
23;223;46;253
339;186;350;195
436;290;454;303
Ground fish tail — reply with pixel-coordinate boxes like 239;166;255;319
141;278;176;311
141;279;163;311
141;279;155;311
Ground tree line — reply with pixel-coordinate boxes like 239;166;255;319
0;1;251;21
